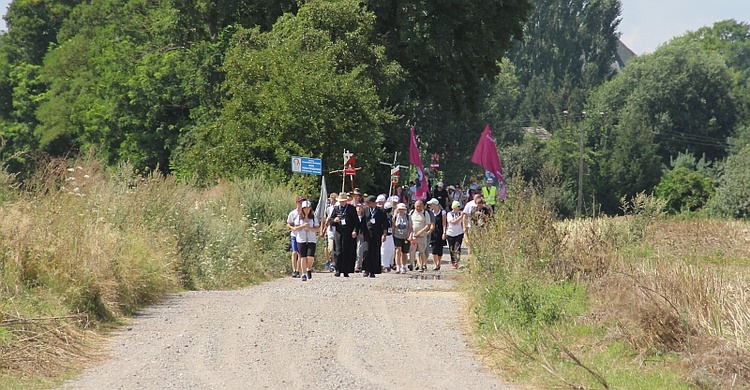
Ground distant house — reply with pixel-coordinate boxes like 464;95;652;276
523;126;551;140
612;39;637;73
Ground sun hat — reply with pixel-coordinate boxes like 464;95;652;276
426;198;439;205
376;194;387;203
301;200;311;208
336;193;348;201
452;200;461;209
396;203;407;210
384;201;393;210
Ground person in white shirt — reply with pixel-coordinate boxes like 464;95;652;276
294;200;320;281
286;196;305;278
445;201;466;269
408;200;434;272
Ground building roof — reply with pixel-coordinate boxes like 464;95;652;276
612;39;637;73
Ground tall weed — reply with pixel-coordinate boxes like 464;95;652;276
0;154;294;384
467;174;750;389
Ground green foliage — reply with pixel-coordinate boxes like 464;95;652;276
369;0;532;114
587;39;737;214
174;1;398;187
707;144;750;218
509;0;621;127
654;167;714;214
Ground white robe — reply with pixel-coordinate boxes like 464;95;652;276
380;235;395;267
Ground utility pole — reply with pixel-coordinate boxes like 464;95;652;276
577;111;586;218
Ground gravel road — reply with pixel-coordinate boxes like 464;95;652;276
60;263;516;390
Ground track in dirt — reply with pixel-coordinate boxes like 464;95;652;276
60;266;516;390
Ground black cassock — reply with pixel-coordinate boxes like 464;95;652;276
328;203;359;274
362;206;389;275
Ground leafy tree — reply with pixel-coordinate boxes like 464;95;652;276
509;0;621;128
707;144;750;218
654;167;714;214
2;0;84;65
587;39;738;213
368;0;532;114
173;0;399;188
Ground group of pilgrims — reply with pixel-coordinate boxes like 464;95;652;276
286;179;500;280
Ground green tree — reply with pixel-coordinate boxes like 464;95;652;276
368;0;532;114
587;40;737;213
509;0;622;128
707;144;750;218
654;167;714;214
173;0;399;187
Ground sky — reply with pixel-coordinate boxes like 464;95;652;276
0;0;748;55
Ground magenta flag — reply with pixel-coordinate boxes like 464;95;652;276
471;124;507;198
409;127;429;200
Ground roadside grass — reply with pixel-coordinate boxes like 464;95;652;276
464;176;750;389
0;155;294;388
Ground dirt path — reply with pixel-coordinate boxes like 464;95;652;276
60;263;516;389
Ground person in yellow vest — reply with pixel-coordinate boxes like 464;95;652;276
481;179;498;212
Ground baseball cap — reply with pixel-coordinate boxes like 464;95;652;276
376;194;387;203
295;195;305;203
384;201;393;210
365;195;377;203
437;181;444;187
301;200;311;208
448;185;455;190
452;200;461;209
427;198;439;205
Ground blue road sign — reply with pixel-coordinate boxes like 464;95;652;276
291;156;322;175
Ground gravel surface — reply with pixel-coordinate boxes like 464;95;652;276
59;263;516;390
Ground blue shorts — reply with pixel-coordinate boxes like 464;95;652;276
290;236;299;253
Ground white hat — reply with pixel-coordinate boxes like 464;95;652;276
396;203;407;210
448;185;455;190
426;198;439;205
301;200;312;208
437;181;444;187
384;201;393;210
376;194;387;203
390;195;400;203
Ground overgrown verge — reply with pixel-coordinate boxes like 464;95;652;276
465;176;750;389
0;155;294;388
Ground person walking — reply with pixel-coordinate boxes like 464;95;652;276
392;203;412;274
433;182;450;210
286;196;305;278
481;179;498;212
320;192;338;272
380;201;395;272
362;195;389;278
445;200;466;269
296;200;319;281
328;193;359;277
426;198;447;270
408;200;434;273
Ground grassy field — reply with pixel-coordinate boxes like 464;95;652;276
1;156;748;389
464;180;750;389
0;156;294;388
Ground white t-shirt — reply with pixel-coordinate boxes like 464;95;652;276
445;210;465;237
287;209;301;237
325;205;336;238
294;215;319;244
463;200;476;228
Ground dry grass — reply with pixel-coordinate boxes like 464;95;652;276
467;181;750;389
0;154;294;386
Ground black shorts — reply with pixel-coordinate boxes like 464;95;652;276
393;237;410;252
297;242;317;257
